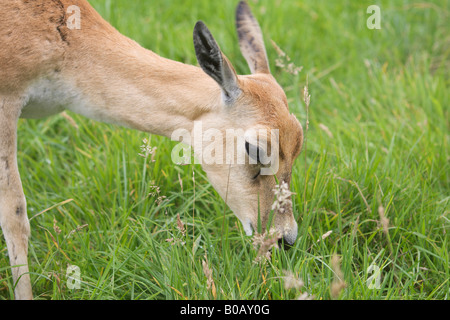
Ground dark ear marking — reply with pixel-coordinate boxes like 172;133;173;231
193;21;225;85
193;21;241;102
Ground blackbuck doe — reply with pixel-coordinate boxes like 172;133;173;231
0;0;303;299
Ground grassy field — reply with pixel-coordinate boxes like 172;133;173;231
1;0;448;300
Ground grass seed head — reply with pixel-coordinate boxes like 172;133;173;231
176;213;186;236
330;254;347;299
252;228;281;263
271;40;303;75
272;181;295;214
378;205;390;235
282;270;304;290
202;255;217;298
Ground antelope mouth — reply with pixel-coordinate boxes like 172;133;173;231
278;238;293;250
243;220;254;236
244;220;298;249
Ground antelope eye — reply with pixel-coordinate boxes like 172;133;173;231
245;141;262;163
252;168;261;180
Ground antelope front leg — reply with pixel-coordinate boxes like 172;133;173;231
0;96;33;300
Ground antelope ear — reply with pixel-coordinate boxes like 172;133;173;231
193;21;241;103
235;1;270;74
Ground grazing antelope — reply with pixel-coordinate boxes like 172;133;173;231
0;0;303;299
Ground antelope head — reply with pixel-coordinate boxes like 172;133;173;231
190;1;303;245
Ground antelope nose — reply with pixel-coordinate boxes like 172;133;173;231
280;222;298;249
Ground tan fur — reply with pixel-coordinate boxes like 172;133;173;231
0;0;303;299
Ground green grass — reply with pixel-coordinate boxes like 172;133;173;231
1;0;448;300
